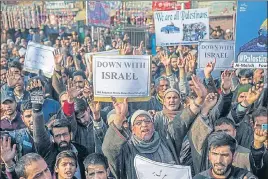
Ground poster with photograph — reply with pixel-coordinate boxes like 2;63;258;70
87;1;111;28
234;1;267;69
154;8;209;46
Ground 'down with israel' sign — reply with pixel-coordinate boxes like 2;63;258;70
93;55;151;101
198;40;234;69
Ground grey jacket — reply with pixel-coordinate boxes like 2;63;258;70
102;107;197;179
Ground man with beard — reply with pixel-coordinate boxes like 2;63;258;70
193;132;257;179
151;61;160;83
5;74;30;107
1;100;38;159
31;79;89;179
72;98;107;154
1;91;25;131
103;74;207;179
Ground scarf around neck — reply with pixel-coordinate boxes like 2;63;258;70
131;132;161;154
162;105;181;121
156;93;163;104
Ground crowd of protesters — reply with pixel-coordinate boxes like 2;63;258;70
0;22;267;179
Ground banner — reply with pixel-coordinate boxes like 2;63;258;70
152;1;191;11
198;40;234;69
134;155;192;179
197;1;235;17
93;55;151;102
234;1;267;69
154;8;209;46
24;42;55;78
87;1;110;28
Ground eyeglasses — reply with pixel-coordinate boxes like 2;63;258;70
134;119;152;126
54;132;69;139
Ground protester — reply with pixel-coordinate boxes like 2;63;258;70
1;91;25;131
1;5;267;179
103;74;207;179
54;151;78;179
83;153;111;179
193;132;257;179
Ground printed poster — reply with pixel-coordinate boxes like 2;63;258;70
134;155;192;179
197;1;235;17
198;40;234;69
87;1;110;28
24;42;55;78
234;1;267;69
93;55;151;102
154;8;209;46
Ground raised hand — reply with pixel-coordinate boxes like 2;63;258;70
66;78;83;102
191;75;208;104
253;128;267;149
0;136;16;167
27;79;44;107
204;58;216;78
89;101;101;121
159;51;170;67
244;84;264;106
187;53;196;72
83;80;93;101
221;70;232;94
6;70;20;88
202;93;218;113
177;57;186;68
53;49;63;65
111;97;128;129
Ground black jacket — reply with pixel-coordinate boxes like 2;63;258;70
33;111;89;179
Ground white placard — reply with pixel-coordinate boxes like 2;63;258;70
154;8;209;46
24;42;55;78
198;40;235;69
85;50;119;65
93;55;151;98
134;155;192;179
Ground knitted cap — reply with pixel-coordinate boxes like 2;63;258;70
131;110;152;126
237;84;252;99
164;88;180;98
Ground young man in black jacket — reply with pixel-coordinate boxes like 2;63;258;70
193;132;257;179
30;79;89;179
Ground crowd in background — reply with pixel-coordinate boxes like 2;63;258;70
0;22;267;179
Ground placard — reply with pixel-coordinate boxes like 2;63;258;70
198;40;234;69
154;8;209;46
87;1;111;28
85;50;119;69
234;1;267;69
134;155;192;179
24;42;55;78
93;55;151;102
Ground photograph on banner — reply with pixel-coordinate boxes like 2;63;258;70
93;55;151;102
154;8;209;46
87;1;111;27
134;155;192;179
24;42;55;78
196;1;235;17
234;1;267;69
198;40;234;69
